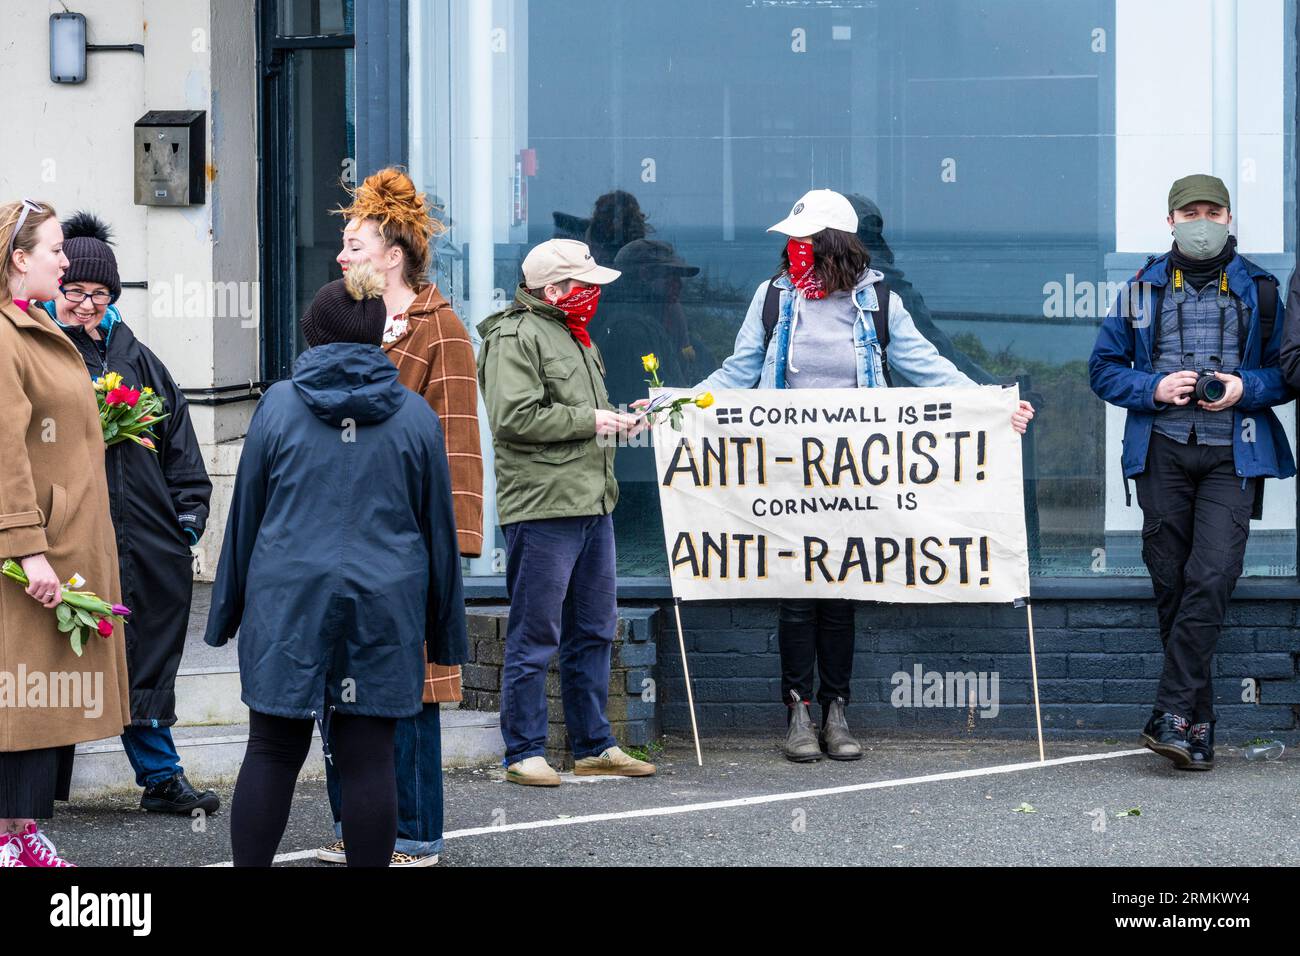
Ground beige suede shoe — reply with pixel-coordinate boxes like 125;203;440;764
573;746;657;777
506;755;562;787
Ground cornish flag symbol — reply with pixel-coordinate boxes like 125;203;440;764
716;407;743;425
923;403;953;422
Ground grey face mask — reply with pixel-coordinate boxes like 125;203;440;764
1172;219;1230;259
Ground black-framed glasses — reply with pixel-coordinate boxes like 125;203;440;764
61;287;112;306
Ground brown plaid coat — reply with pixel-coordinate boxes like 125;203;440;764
384;284;484;559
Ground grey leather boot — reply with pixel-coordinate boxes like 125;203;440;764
783;690;822;762
820;697;863;760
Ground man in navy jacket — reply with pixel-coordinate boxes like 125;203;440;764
1089;174;1295;771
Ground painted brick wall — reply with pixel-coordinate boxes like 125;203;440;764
655;599;1300;743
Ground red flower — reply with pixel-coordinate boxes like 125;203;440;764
138;436;155;450
105;386;141;408
96;617;113;637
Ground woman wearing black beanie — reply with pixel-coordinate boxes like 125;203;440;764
43;212;220;817
206;263;467;867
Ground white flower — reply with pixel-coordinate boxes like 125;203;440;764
383;316;411;345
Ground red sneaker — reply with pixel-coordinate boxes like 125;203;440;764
0;834;26;867
17;823;75;867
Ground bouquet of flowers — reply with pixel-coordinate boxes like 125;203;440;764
1;559;131;657
92;371;168;451
641;353;714;431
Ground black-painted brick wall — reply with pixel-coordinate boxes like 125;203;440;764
653;599;1300;742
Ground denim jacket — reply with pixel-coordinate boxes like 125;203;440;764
696;270;973;391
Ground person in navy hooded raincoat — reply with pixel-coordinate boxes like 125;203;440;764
205;261;466;867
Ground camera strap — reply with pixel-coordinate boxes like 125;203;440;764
1172;267;1228;365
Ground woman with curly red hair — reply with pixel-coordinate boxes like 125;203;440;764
318;167;482;867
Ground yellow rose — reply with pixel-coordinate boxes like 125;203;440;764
695;392;714;409
641;353;660;373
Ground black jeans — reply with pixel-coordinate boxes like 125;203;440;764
231;709;398;867
1135;432;1256;724
778;599;856;713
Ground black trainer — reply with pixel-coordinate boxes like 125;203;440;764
1183;721;1215;771
141;773;221;815
1140;710;1192;768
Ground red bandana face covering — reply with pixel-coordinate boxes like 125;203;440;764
555;284;601;347
786;238;827;299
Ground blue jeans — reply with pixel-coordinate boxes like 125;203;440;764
325;702;444;856
120;724;183;789
500;515;619;763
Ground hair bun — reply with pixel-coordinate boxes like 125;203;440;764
336;167;440;242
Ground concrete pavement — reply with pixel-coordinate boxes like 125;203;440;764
44;735;1300;867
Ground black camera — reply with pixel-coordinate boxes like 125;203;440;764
1193;369;1227;404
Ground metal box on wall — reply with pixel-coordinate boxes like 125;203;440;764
133;110;207;206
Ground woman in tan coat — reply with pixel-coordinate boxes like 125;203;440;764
0;200;131;868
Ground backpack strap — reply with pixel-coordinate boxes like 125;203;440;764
761;276;782;353
1148;285;1167;360
1254;274;1278;350
870;280;893;386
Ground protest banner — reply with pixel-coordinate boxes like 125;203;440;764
650;385;1043;762
653;385;1031;601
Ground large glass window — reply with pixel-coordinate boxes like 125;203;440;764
411;0;1297;580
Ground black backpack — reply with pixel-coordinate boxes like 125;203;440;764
760;278;893;386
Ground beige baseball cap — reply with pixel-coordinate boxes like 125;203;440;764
767;189;859;237
522;239;621;288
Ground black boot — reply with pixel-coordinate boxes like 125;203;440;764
141;773;221;814
1140;710;1192;768
1184;721;1215;771
782;690;821;763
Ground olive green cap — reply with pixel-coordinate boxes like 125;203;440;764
1168;174;1231;213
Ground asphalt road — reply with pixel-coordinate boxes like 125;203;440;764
44;735;1300;867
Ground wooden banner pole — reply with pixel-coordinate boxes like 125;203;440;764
1024;600;1046;763
672;597;704;767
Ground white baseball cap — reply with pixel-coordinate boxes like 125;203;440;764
767;189;859;237
522;239;621;288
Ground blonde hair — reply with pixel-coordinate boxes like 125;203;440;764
0;199;58;306
334;168;444;293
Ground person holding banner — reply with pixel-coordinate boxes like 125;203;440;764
477;239;657;786
1090;174;1294;771
649;189;1034;763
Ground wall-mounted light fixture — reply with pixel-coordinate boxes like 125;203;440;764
50;10;144;85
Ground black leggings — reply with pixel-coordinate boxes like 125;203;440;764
231;709;398;867
778;599;856;712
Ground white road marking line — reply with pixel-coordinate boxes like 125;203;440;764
442;749;1150;839
207;747;1150;866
